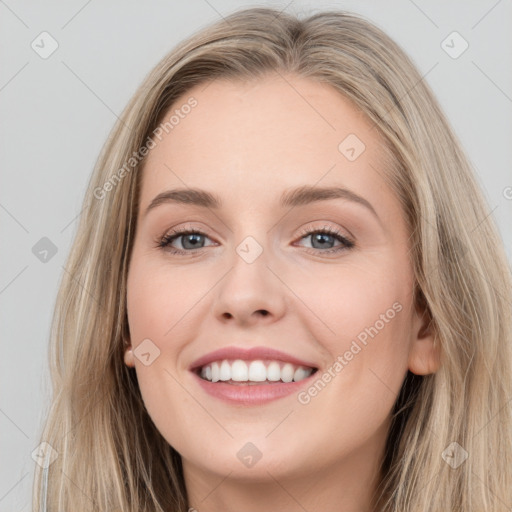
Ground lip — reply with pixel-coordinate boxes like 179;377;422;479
189;346;318;372
188;346;319;406
191;369;318;405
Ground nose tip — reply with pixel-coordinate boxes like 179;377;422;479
213;255;286;326
221;309;270;320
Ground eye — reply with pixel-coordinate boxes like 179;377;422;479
156;227;216;254
295;225;355;254
156;224;355;256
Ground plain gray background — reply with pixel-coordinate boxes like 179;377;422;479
1;1;511;509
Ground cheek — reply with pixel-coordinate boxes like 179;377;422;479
290;268;412;458
126;253;196;342
125;261;191;445
300;259;412;393
125;252;209;440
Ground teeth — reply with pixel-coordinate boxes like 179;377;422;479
219;360;231;381
248;361;267;382
281;363;295;383
267;361;281;381
199;359;314;383
211;362;220;382
232;359;248;381
293;367;310;381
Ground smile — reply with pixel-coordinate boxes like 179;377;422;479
189;346;319;405
197;359;316;384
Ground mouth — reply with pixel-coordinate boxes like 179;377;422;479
189;346;320;405
193;359;318;385
189;348;319;405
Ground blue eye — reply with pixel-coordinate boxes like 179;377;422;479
156;226;355;255
157;229;213;253
296;226;354;253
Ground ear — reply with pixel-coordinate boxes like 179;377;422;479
123;339;135;368
408;297;441;376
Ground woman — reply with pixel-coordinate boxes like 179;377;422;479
32;7;512;511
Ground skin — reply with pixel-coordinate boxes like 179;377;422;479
124;72;440;512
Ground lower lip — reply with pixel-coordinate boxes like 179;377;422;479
191;371;317;405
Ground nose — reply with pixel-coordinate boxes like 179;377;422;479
212;241;287;327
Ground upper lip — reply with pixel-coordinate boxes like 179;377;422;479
189;346;318;372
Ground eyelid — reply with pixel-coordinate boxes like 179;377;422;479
297;223;353;242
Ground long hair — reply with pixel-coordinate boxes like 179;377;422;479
32;7;512;511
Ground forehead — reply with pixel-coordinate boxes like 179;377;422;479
139;73;395;219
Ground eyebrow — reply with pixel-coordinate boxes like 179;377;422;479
143;185;379;220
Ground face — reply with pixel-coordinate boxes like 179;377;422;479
125;73;438;493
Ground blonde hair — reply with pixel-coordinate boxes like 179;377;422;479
32;7;512;511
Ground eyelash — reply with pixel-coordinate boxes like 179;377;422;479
156;225;355;256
